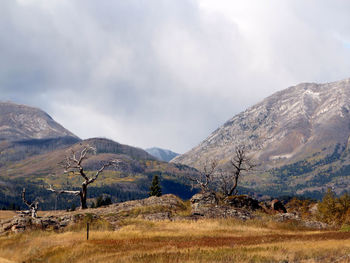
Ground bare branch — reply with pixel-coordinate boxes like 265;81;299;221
216;146;255;197
48;145;120;209
21;188;38;218
47;184;81;196
87;159;122;185
62;146;97;182
187;159;218;193
22;188;32;208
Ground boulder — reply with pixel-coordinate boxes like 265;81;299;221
190;192;253;220
225;195;261;211
270;199;287;213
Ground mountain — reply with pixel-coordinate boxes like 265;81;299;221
173;78;350;198
145;147;179;162
0;102;198;209
0;102;80;167
0;102;81;165
0;101;78;141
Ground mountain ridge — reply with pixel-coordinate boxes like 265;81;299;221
0;101;79;141
172;77;350;197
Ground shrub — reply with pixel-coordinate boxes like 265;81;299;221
317;189;350;225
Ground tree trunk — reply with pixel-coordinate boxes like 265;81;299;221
228;173;239;196
80;184;88;209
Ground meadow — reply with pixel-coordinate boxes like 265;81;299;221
1;213;350;263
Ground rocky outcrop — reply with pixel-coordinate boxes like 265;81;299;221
270;199;287;213
224;195;261;211
0;194;187;234
274;213;329;230
0;214;77;234
0;194;328;235
190;193;256;220
261;199;287;214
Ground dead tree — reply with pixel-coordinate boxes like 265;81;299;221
189;159;218;193
47;145;120;209
21;188;38;218
219;146;255;196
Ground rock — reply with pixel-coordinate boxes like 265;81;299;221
142;212;171;221
309;203;318;215
2;222;13;231
190;193;253;220
190;192;218;214
303;220;328;229
270;199;287;213
274;213;329;229
274;213;299;222
115;194;184;213
225;195;261;211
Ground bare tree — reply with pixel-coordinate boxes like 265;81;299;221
21;188;38;218
189;159;218;193
219;146;255;196
47;145;120;209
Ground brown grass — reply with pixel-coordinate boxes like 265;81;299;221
0;211;17;220
1;217;350;262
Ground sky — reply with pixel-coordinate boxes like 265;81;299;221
1;0;350;153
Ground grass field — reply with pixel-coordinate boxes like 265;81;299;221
1;216;350;263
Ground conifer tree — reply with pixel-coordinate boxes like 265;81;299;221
149;174;162;197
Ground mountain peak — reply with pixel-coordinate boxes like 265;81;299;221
173;78;350;170
0;101;78;141
145;147;179;162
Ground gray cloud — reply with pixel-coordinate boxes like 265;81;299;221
1;0;350;153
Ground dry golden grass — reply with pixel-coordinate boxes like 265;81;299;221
1;217;350;262
0;211;17;221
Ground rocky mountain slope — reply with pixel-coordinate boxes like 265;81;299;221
0;102;81;165
173;78;350;198
0;101;78;141
146;147;179;162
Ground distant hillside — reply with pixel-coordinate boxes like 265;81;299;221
146;147;179;162
0;138;199;210
173;78;350;198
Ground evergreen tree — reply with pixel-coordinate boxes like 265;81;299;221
149;174;162;197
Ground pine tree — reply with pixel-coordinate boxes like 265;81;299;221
149;174;162;197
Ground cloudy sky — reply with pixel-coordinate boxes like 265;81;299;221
1;0;350;153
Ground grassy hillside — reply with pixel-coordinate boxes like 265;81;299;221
0;138;199;210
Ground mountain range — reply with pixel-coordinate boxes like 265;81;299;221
145;147;179;162
2;77;350;207
173;78;350;198
0;102;197;210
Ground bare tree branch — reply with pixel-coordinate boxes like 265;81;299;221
217;146;255;197
47;185;81;196
21;188;38;218
188;159;218;193
47;145;121;209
